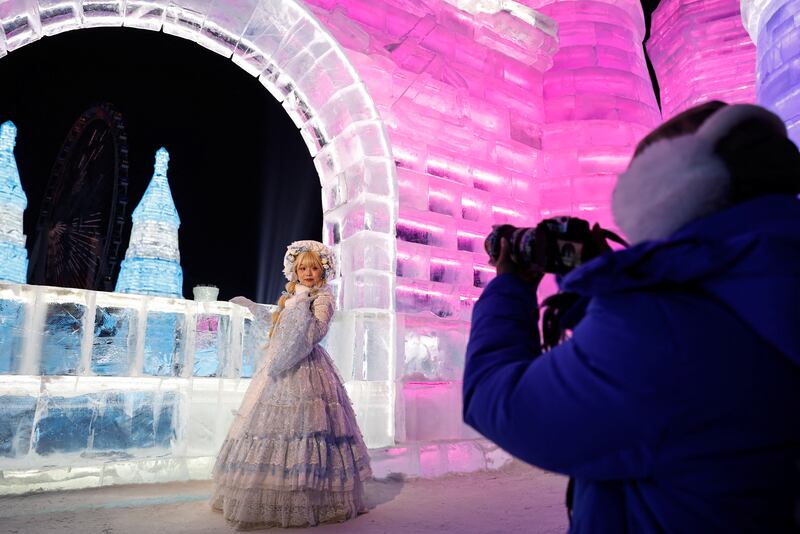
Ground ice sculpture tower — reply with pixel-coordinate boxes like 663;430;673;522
742;0;800;144
648;0;756;119
0;121;28;284
115;148;183;298
536;0;662;229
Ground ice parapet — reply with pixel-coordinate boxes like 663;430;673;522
0;282;281;494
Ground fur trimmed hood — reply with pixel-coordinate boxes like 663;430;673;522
612;104;789;244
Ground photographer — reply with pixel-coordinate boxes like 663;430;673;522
463;102;800;532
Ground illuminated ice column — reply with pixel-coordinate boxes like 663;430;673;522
116;148;184;298
0;121;28;284
742;0;800;144
648;0;756;119
307;0;556;452
536;0;662;229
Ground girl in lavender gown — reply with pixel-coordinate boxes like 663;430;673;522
211;240;371;529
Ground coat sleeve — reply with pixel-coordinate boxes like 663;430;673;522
267;298;316;377
463;274;674;480
309;290;334;345
267;290;335;377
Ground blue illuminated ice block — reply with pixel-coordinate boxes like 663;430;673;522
0;121;28;284
116;148;183;298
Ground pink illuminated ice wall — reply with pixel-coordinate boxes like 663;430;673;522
305;0;558;444
648;0;756;120
527;0;661;230
742;0;800;145
0;0;666;472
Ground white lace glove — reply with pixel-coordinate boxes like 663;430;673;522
230;296;272;325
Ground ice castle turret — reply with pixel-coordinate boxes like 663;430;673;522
115;147;183;297
0;121;28;284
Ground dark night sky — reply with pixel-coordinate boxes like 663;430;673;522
0;27;322;305
0;5;662;304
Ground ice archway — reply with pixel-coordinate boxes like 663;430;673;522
0;0;399;442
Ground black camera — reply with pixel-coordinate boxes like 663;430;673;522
484;217;624;276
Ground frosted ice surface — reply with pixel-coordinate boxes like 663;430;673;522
124;0;168;31
81;0;125;28
236;300;274;378
241;315;270;378
26;389;177;457
40;302;85;375
199;0;259;56
0;0;43;51
143;312;185;376
0;298;24;373
0;394;34;457
91;306;137;376
193;313;230;377
38;0;83;35
402;315;468;381
129;391;177;449
403;381;467;442
344;380;393;449
34;394;94;454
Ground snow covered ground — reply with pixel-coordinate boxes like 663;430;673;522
0;461;568;534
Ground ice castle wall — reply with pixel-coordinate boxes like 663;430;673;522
531;0;662;230
303;0;560;444
742;0;800;145
648;0;756;120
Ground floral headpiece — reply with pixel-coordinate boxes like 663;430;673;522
282;240;336;283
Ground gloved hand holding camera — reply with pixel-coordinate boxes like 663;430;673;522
484;217;627;349
484;216;626;280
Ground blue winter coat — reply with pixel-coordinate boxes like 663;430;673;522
463;195;800;533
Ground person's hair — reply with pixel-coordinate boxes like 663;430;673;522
269;250;326;337
632;100;800;202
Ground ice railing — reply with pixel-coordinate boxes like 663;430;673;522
0;281;277;494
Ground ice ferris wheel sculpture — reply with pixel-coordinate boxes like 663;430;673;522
27;103;129;291
0;121;28;284
115;148;184;298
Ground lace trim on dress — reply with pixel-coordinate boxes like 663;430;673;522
210;483;366;529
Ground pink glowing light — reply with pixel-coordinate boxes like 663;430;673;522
647;0;757;119
536;0;661;231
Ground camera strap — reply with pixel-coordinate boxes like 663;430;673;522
600;229;628;248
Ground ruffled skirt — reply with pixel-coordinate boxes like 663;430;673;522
210;346;372;529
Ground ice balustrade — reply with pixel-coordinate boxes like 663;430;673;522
306;0;558;444
648;0;756;120
742;0;800;145
0;280;279;494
